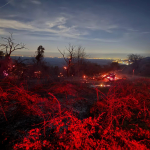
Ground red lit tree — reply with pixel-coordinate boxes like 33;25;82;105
0;33;26;76
58;44;86;77
58;44;75;77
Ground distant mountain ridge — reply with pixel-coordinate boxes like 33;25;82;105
11;56;113;67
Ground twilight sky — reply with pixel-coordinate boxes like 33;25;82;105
0;0;150;58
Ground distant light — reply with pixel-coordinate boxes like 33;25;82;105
83;75;86;78
64;67;67;70
3;70;8;76
100;84;103;87
103;85;111;87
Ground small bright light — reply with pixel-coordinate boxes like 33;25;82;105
83;75;86;78
3;70;8;76
100;84;103;87
64;67;67;70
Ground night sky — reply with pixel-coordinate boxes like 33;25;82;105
0;0;150;58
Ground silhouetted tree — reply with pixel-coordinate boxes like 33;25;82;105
0;33;26;59
74;46;87;76
35;45;45;64
128;54;144;72
128;54;143;64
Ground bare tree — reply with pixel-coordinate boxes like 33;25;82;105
0;33;26;59
0;33;26;76
128;54;144;74
128;54;143;64
74;46;87;76
58;44;76;77
58;44;87;77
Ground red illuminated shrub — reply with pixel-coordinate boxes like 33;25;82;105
0;78;150;149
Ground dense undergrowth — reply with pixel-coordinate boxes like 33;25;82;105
0;77;150;149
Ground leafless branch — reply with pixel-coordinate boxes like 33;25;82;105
0;33;26;57
58;48;68;64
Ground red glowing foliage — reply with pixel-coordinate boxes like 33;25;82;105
0;78;149;149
